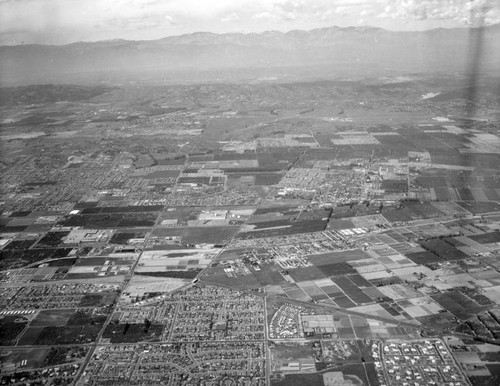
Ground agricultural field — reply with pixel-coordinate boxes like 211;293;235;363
1;74;500;385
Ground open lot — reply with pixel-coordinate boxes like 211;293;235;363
0;315;29;346
151;226;239;245
59;213;158;228
30;309;74;327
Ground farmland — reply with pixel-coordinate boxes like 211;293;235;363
1;74;500;385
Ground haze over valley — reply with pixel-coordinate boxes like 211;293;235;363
1;24;500;85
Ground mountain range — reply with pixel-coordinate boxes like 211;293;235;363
1;25;499;85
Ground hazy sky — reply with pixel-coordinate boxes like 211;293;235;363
1;0;499;45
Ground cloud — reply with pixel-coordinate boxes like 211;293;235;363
250;0;378;23
1;0;498;44
252;12;280;21
377;0;500;26
221;12;240;22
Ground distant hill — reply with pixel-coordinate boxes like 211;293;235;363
0;84;115;106
1;25;499;85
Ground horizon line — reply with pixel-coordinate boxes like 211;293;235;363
2;23;498;48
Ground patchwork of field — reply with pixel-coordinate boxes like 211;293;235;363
2;78;500;385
